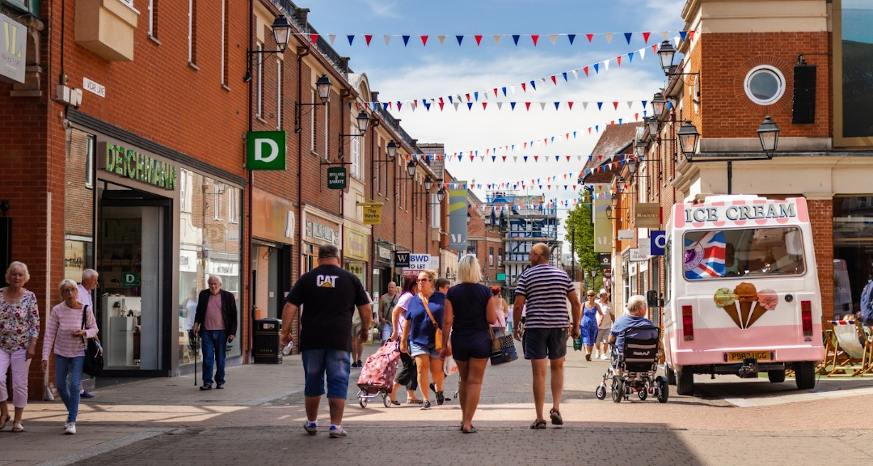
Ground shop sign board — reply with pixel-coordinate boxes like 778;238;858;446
99;142;177;190
0;13;26;84
327;167;347;190
344;229;368;261
122;271;139;287
246;131;286;170
394;251;410;268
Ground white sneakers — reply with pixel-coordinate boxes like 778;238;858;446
64;422;76;435
600;354;609;360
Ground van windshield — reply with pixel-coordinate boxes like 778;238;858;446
683;227;805;280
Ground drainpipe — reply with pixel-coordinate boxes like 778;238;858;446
296;44;310;346
246;0;254;362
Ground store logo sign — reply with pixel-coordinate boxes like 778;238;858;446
247;131;286;170
1;13;27;84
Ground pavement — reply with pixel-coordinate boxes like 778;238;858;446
3;342;873;465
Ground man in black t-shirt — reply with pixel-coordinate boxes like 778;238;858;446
280;244;372;439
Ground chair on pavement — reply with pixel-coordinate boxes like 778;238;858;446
827;320;870;377
816;322;837;375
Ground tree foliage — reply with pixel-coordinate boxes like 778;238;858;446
564;194;603;290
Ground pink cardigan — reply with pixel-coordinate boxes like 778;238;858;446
42;302;99;360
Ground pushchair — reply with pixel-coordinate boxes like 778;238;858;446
594;326;668;403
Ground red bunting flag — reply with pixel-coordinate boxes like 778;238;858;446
525;102;531;111
568;102;574;110
534;156;539;162
688;31;696;41
642;32;651;43
531;34;539;46
502;156;506;162
365;35;373;46
310;34;318;44
482;102;487;110
617;55;622;66
421;36;429;46
613;102;619;110
521;83;526;92
583;66;589;77
586;33;594;43
475;35;483;45
551;75;557;85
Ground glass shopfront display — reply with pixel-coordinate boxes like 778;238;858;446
833;196;873;316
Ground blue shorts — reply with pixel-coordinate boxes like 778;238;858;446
451;332;492;361
410;341;439;358
301;349;351;399
522;327;569;360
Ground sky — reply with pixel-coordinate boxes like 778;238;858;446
298;0;687;235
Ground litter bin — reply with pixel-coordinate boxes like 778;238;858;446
253;318;282;364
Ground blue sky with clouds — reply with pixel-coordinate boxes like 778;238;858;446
298;0;687;227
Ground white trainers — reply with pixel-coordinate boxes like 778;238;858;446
600;354;609;360
64;422;76;435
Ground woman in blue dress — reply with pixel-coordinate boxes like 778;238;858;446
400;269;445;410
580;290;602;361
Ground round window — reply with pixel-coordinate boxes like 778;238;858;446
744;66;785;105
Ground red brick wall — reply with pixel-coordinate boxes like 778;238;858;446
808;199;834;321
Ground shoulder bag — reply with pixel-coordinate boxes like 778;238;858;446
421;295;443;351
81;305;104;377
490;326;518;365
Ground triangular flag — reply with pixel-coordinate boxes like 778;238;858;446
453;102;460;111
639;47;646;60
551;75;557;85
605;33;613;44
624;32;633;44
482;102;487;110
568;102;574;110
456;35;464;46
613;102;619;110
627;101;634;110
438;35;446;45
421;35;429;46
617;56;622;67
383;35;391;46
583;66;589;77
510;102;517;110
583;102;589;110
467;102;473;110
364;35;373;46
549;34;557;45
497;102;503;110
586;33;594;43
679;31;688;42
347;35;355;46
604;59;610;71
593;63;599;74
597;102;603;110
494;35;502;45
328;34;336;45
402;35;410;46
568;34;576;45
475;35;483;45
642;32;651;43
554;102;560;110
562;72;568;82
525;102;531;111
572;69;579;79
502;87;507;96
310;34;318;45
539;102;546;111
531;34;540;46
512;34;521;46
521;83;526;92
688;31;696;41
530;80;536;90
628;52;634;63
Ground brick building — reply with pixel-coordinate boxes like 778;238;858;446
0;0;444;399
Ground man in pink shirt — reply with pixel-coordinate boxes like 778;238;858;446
192;275;238;390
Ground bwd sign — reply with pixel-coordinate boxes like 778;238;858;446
247;131;286;170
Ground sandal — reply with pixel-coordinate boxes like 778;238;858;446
462;426;478;434
406;399;423;405
549;408;563;426
530;420;547;430
390;400;401;406
0;414;10;431
12;422;24;433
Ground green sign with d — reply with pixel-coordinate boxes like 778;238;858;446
122;271;140;288
247;131;287;170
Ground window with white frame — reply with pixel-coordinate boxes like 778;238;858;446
351;125;361;179
276;62;283;130
180;170;193;213
220;0;226;84
310;90;315;152
256;43;263;117
489;247;494;267
147;0;157;39
228;186;239;223
431;193;440;228
213;183;222;220
498;248;503;267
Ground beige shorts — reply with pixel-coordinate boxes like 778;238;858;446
351;322;362;338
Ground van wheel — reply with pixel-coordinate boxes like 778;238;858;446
794;361;815;390
767;369;786;383
676;369;694;396
666;366;676;385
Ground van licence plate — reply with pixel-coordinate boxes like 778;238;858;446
727;351;771;362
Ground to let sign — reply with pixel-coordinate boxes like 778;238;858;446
327;167;347;190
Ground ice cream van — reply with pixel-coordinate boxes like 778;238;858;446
663;195;823;395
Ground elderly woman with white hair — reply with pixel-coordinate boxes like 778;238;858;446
42;279;99;435
0;262;40;433
439;255;497;434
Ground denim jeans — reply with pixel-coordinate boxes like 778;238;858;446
55;355;85;423
200;329;227;386
301;349;350;398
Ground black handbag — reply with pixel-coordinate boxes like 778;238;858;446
81;305;104;377
489;326;518;365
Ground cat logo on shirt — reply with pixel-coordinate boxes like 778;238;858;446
316;275;338;288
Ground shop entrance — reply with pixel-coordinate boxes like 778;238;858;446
98;187;172;375
252;242;292;319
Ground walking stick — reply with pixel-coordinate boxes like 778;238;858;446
194;332;198;386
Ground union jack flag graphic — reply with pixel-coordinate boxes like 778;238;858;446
684;231;726;279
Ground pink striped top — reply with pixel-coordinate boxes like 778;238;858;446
42;302;99;360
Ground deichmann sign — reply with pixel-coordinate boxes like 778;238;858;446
98;142;177;190
0;13;26;84
246;131;286;170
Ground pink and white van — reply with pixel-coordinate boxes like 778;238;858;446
663;195;823;395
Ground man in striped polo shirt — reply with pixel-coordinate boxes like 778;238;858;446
512;243;581;429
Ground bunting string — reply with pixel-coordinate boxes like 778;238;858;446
295;30;696;48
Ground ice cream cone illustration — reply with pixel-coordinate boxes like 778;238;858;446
734;282;758;329
746;288;778;328
713;287;741;329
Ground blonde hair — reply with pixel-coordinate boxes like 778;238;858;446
5;261;30;284
58;278;78;295
456;254;482;284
